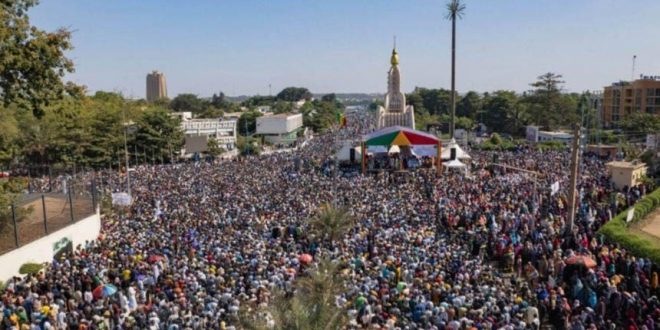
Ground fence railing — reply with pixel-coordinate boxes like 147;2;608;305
0;179;98;255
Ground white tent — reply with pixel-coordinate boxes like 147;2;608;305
367;146;388;154
411;146;438;157
444;159;468;175
335;144;362;162
441;139;471;160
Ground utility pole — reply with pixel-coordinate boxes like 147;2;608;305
566;124;581;235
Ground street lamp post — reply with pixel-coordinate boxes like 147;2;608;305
122;107;131;198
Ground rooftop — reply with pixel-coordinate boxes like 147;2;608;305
606;160;648;169
263;113;302;119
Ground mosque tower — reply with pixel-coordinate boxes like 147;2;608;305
376;41;415;129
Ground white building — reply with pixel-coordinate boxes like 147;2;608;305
376;46;415;129
180;114;237;155
526;126;576;144
256;113;304;145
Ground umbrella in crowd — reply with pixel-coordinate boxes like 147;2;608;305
147;255;164;263
565;255;597;268
92;284;118;299
298;253;313;264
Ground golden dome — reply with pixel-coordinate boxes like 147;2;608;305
390;48;399;66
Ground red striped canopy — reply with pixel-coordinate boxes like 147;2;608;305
364;126;440;146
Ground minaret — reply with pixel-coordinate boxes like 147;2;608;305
385;45;405;113
376;40;415;129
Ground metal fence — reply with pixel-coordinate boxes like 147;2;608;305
0;177;98;255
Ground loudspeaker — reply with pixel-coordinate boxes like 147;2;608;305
450;148;457;160
350;148;356;162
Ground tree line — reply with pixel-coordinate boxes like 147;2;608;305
407;72;591;135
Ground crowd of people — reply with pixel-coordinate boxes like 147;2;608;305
1;112;658;329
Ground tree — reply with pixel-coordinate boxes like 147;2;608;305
526;72;570;129
241;259;346;330
169;93;209;113
310;203;354;249
0;106;19;165
134;107;183;163
409;88;452;116
276;87;312;102
482;90;529;135
446;0;466;139
457;91;482;120
238;111;263;136
0;177;30;236
198;107;224;119
321;93;336;103
272;101;293;114
236;136;261;156
211;92;227;108
206;137;225;157
406;92;426;116
619;113;660;136
455;116;474;130
0;0;78;118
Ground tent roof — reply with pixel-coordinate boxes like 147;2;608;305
441;139;471;159
335;144;361;161
364;126;440;146
444;159;466;168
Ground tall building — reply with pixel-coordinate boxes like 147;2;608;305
602;75;660;126
376;46;415;129
146;71;168;102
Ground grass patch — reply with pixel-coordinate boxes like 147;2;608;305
598;188;660;264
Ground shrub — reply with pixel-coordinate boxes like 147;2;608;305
537;140;565;151
19;262;43;275
598;188;660;264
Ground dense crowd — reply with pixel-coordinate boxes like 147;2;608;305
1;113;658;329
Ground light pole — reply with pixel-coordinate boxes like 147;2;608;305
122;107;131;198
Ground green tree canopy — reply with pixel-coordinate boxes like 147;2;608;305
0;0;79;118
620;113;660;136
238;111;263;136
457;91;482;120
276;87;312;102
525;72;576;129
170;93;209;113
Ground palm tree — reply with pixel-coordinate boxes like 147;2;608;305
309;203;354;249
446;0;466;139
240;259;347;330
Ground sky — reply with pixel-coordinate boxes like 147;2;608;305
30;0;660;98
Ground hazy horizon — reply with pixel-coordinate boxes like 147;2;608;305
31;0;660;98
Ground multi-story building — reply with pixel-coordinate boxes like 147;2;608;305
256;113;304;146
602;76;660;126
176;112;237;155
146;71;168;102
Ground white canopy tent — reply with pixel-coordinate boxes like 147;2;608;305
411;146;438;157
444;159;468;175
441;139;471;160
335;144;362;162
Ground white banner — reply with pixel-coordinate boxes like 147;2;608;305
111;192;132;206
626;208;635;223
